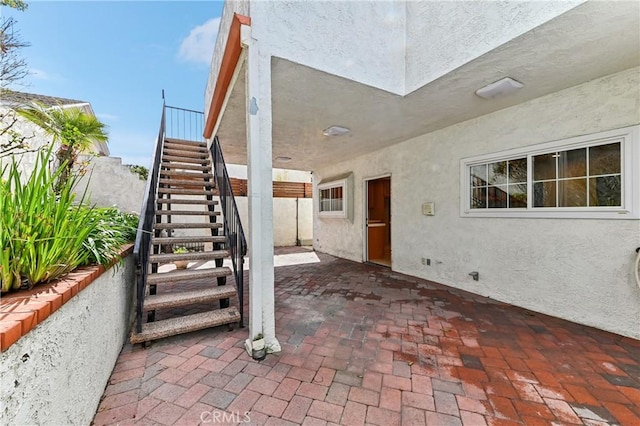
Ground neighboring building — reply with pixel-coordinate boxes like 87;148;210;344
0;90;110;157
0;90;145;213
204;0;640;352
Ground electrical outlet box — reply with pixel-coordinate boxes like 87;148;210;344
422;202;435;216
421;258;431;266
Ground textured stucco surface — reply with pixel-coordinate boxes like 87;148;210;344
75;155;147;214
214;1;638;171
251;0;406;95
247;1;582;95
235;196;312;248
313;67;640;339
0;255;135;426
405;0;583;93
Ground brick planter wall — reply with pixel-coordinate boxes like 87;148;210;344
0;245;135;425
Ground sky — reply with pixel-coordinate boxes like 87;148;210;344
3;0;224;167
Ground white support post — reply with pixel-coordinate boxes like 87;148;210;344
242;25;281;356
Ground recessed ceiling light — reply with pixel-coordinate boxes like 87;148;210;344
275;156;292;163
322;125;350;137
475;77;523;99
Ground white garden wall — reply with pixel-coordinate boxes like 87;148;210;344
75;155;147;214
0;254;135;426
313;67;640;339
235;197;313;247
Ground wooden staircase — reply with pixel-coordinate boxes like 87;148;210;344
130;137;241;344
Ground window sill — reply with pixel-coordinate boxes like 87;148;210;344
461;209;638;219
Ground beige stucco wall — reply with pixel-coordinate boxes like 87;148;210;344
313;67;640;339
235;197;312;247
404;0;583;93
206;1;583;99
74;155;147;214
0;255;135;426
250;0;407;95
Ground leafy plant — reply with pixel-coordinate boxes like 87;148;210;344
0;147;139;293
83;207;139;267
127;164;148;181
0;146;96;291
173;246;189;254
1;1;28;11
17;102;108;193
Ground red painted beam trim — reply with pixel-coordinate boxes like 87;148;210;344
203;13;252;139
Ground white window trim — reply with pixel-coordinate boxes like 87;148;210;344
318;178;348;218
459;125;640;219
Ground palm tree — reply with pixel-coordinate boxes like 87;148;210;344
17;102;108;192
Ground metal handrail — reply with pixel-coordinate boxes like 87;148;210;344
211;136;247;326
165;105;205;142
133;101;165;333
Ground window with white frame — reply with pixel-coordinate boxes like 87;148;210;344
318;179;347;218
461;126;639;219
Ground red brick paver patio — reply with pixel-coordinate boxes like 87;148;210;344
94;250;640;425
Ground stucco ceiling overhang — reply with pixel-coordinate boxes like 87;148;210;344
215;1;639;172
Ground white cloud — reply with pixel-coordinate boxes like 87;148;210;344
178;17;221;65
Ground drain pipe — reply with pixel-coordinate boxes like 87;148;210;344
635;247;640;291
295;197;300;246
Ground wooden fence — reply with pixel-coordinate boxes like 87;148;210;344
182;178;311;198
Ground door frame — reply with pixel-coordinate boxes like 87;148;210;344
363;173;392;265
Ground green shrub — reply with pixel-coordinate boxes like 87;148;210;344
0;148;139;293
0;147;95;291
127;164;148;181
83;207;139;266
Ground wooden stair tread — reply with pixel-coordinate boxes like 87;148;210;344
162;155;210;164
161;163;211;171
147;266;232;284
156;198;218;205
163;146;209;155
158;188;216;196
130;307;240;344
163;148;208;159
154;222;222;229
150;249;229;263
156;210;220;216
159;178;213;187
152;235;226;245
143;286;237;312
164;138;207;147
160;170;213;179
163;145;208;155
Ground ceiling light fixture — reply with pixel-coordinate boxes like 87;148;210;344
275;156;292;163
475;77;523;99
322;125;350;137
